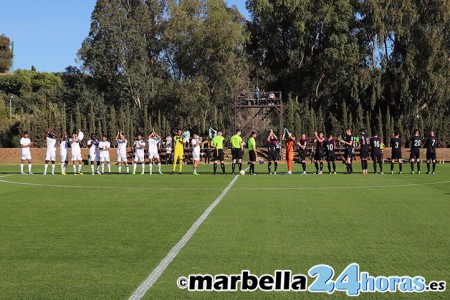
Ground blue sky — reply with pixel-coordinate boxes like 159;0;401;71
0;0;249;73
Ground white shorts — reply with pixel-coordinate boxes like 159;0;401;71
72;152;82;161
148;151;160;160
90;153;99;162
60;153;68;162
45;150;56;161
100;153;110;162
117;153;127;163
134;153;145;162
166;147;172;154
193;151;200;161
21;152;32;160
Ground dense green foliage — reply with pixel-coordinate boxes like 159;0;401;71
0;34;13;73
0;0;449;147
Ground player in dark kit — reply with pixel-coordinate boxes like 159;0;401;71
409;129;422;174
313;131;325;174
324;134;336;174
424;130;438;174
267;129;278;175
359;129;369;174
339;128;354;174
390;132;403;174
370;133;383;174
296;133;308;175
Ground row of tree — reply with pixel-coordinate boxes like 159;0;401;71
0;0;449;148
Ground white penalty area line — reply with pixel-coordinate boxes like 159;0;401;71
128;169;246;300
235;181;450;190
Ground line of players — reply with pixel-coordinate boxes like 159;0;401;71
19;127;439;175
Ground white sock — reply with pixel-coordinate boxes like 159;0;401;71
91;164;95;173
133;163;137;173
126;165;129;173
101;164;105;173
61;163;64;173
73;164;76;173
118;165;122;173
51;164;55;173
107;163;111;173
150;163;153;174
141;163;145;173
158;162;161;171
20;163;24;173
44;164;48;174
78;164;82;172
28;163;32;173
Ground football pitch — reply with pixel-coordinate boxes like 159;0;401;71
0;163;449;299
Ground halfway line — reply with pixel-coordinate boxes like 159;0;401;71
128;170;245;300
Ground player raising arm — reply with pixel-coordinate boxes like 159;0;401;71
43;128;57;175
390;132;403;174
191;134;202;175
313;131;325;175
283;131;295;175
20;131;33;175
60;133;69;175
359;129;369;174
87;134;100;175
267;129;278;175
325;134;337;174
172;130;185;174
148;130;163;175
116;132;130;174
70;130;84;175
211;131;226;175
424;130;438;174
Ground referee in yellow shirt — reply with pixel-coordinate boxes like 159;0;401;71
230;129;243;175
172;130;184;174
211;131;225;174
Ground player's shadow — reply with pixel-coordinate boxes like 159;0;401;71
0;172;21;174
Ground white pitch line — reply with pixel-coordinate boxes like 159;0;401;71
234;181;450;190
0;179;221;191
128;171;245;300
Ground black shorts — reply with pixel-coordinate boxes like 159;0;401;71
372;153;382;162
426;152;436;160
344;149;353;160
392;151;402;160
326;155;336;162
213;149;224;161
410;150;420;160
314;151;324;161
299;151;307;161
249;150;256;162
268;150;277;161
232;148;243;160
360;148;369;159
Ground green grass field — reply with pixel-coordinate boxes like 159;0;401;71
0;163;449;299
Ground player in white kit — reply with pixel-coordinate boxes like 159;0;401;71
43;128;57;175
20;131;33;175
147;130;163;175
98;135;111;174
191;134;202;175
87;134;101;175
133;135;146;175
115;132;129;174
70;130;84;175
60;133;69;175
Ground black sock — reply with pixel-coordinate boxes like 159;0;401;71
349;164;353;173
417;162;420;172
232;163;235;173
373;162;377;173
332;163;336;172
328;162;331;173
411;162;414;172
302;162;306;172
239;163;242;171
379;162;383;172
314;162;319;171
320;162;323;171
274;162;278;172
345;164;349;173
213;163;217;174
432;162;436;172
268;162;272;173
391;163;394;172
426;163;430;172
364;160;368;170
221;163;225;173
399;163;402;172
